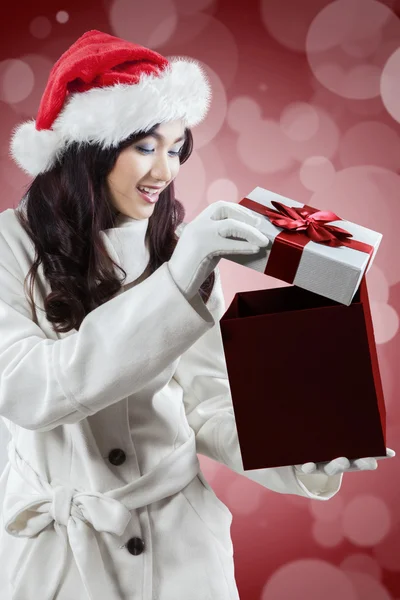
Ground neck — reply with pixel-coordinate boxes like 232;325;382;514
114;213;150;228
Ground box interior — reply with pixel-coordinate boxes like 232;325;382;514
235;283;362;318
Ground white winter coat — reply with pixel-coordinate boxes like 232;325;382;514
0;206;343;600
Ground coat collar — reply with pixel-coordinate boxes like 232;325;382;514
100;213;150;286
18;198;151;288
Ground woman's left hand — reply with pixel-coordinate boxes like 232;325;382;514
294;448;396;476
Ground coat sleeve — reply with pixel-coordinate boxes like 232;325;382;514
0;229;216;432
172;265;344;501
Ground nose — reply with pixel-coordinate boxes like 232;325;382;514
150;151;172;183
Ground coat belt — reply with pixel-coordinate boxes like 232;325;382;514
2;429;200;600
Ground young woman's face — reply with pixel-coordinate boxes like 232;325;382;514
107;119;186;220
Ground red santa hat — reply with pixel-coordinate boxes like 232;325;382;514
10;29;212;177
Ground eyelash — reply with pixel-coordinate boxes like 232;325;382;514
135;147;183;157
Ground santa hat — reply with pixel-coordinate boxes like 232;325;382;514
10;29;212;177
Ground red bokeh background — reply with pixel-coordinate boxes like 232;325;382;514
0;1;399;598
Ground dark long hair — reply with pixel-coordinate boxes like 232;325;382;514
15;124;215;334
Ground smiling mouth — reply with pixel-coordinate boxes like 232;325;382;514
136;187;161;203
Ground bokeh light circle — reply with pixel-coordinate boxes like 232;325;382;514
227;96;263;132
341;30;382;59
380;47;400;124
261;559;358;600
299;156;335;191
370;302;399;344
29;16;52;39
7;54;54;118
340;553;383;580
306;0;400;100
207;178;238;205
188;63;227;150
286;105;340;161
342;495;391;546
344;572;392;600
366;265;390;303
225;478;263;515
310;492;344;522
312;519;344;547
280;102;320;141
0;60;34;104
109;0;178;48
260;0;332;52
56;11;69;24
338;121;400;171
164;13;239;91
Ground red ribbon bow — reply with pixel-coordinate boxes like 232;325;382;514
262;201;353;247
239;196;374;286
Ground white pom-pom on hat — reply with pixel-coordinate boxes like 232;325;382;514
10;120;61;176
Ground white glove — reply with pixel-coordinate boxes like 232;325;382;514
168;200;270;300
294;447;396;476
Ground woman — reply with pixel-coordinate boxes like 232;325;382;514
0;29;390;600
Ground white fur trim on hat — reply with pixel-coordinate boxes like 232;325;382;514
10;57;211;177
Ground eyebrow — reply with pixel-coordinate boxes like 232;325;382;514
145;132;185;144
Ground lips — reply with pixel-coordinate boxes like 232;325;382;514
136;187;160;204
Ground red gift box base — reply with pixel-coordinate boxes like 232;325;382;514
220;278;387;471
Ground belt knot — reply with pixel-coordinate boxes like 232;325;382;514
49;479;76;527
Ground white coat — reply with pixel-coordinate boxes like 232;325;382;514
0;206;343;600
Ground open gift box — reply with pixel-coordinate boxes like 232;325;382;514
219;275;387;471
223;187;382;306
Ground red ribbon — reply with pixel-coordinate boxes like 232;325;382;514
239;197;374;284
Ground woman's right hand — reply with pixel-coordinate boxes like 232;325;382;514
168;200;270;300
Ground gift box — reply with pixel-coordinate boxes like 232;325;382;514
219;275;387;471
223;187;382;305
